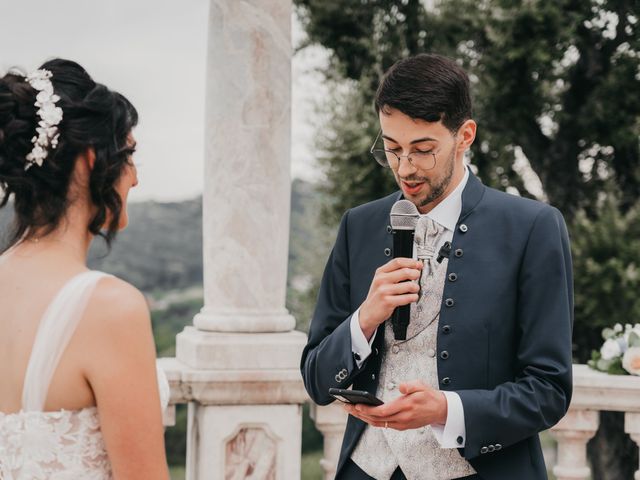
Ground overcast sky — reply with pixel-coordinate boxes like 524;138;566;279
0;0;328;202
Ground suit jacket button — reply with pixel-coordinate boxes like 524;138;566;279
480;446;489;454
384;247;391;257
488;445;495;452
371;374;376;380
442;325;451;334
459;224;468;233
441;377;451;385
495;444;502;451
440;350;449;360
456;436;464;445
454;248;464;257
445;298;455;307
387;225;392;233
448;273;458;282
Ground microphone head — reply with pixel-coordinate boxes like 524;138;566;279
390;200;420;230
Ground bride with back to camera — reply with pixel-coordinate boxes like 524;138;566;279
0;58;170;479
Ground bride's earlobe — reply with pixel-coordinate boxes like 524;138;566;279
82;148;97;170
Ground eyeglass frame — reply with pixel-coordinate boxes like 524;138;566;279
369;129;438;171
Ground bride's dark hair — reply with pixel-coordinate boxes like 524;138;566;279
0;58;138;252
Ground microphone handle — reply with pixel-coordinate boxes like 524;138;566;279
391;228;414;340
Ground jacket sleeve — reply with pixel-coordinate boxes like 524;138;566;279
300;210;373;405
457;206;574;460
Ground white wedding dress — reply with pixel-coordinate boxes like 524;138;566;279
0;271;170;480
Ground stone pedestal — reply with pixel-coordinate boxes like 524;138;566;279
310;403;348;480
551;409;599;480
175;330;307;480
186;404;302;479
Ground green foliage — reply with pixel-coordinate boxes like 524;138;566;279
571;191;640;362
301;449;324;480
314;82;398;226
302;403;324;453
165;405;188;467
288;179;336;331
152;297;203;356
295;0;640;219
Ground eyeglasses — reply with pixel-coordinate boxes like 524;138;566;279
369;130;437;170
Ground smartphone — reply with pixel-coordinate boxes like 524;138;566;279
328;388;384;406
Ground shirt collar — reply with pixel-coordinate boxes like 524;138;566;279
422;165;469;232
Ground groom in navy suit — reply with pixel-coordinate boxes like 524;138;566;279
301;54;573;480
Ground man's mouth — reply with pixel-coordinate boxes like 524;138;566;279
401;181;425;195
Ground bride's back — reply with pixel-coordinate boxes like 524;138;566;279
0;252;97;414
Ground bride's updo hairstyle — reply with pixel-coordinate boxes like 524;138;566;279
0;58;138;251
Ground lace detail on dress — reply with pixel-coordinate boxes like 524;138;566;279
0;408;112;480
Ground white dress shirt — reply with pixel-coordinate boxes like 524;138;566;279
350;166;469;448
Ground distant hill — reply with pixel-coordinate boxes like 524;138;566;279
0;179;331;296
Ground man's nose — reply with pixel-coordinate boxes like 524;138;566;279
396;155;417;178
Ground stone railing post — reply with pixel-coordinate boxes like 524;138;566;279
310;402;349;480
551;409;599;480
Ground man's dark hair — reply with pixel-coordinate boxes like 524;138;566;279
375;53;472;132
0;58;138;251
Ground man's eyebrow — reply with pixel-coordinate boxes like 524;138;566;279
381;134;437;144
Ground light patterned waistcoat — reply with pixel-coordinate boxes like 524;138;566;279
351;217;476;480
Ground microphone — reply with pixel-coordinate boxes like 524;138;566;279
389;200;420;340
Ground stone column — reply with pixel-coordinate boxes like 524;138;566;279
195;0;294;334
550;409;599;480
625;412;640;480
175;0;308;478
310;403;349;480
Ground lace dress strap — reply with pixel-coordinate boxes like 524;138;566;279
22;270;112;412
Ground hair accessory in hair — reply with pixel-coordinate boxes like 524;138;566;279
24;69;63;170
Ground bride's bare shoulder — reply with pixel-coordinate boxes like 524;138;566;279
85;275;150;330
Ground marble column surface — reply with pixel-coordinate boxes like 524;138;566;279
198;0;295;333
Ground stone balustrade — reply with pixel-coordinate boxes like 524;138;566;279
157;361;640;479
551;364;640;480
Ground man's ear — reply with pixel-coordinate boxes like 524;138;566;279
456;119;477;153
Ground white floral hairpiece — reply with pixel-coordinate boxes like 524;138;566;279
23;69;63;171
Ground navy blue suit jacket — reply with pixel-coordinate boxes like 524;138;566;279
301;173;573;480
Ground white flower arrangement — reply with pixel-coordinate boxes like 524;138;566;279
24;69;62;170
588;323;640;375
